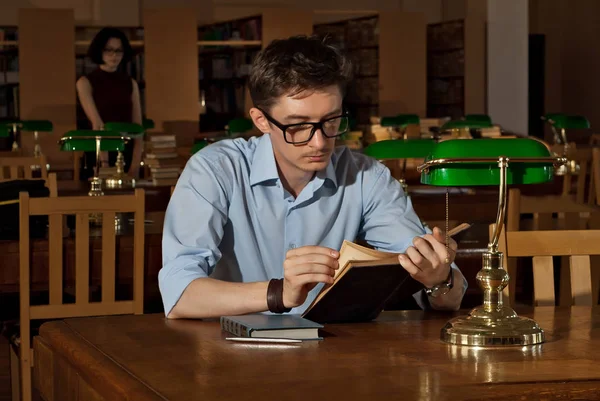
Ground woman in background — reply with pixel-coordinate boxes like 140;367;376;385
76;27;142;178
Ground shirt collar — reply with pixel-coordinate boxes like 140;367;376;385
250;134;280;186
249;134;338;189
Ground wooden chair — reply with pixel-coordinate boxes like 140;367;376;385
11;189;145;401
504;188;599;306
593;147;600;206
496;225;600;306
556;145;595;205
0;156;48;180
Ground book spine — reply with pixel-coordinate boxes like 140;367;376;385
220;317;250;337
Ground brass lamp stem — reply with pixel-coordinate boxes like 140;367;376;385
489;156;508;253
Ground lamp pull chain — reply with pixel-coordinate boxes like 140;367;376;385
445;187;450;264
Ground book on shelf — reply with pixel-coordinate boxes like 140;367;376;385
221;314;323;340
302;240;422;324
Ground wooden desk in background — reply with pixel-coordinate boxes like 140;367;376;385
33;307;600;401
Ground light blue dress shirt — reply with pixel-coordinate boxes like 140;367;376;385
160;134;466;316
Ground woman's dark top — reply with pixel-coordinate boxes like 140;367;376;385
76;68;136;177
77;68;134;129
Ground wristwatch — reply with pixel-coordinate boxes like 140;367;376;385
425;267;454;298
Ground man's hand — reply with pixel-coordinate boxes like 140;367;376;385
282;246;339;308
398;227;457;288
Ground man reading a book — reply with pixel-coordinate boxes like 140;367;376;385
160;35;467;319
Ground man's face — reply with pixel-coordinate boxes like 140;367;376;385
253;85;344;176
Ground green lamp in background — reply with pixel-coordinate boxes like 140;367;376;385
59;129;128;197
0;119;53;156
103;122;145;189
542;113;590;145
1;120;22;152
226;118;254;137
191;139;211;155
142;118;155;130
418;138;566;346
380;114;420;139
439;117;493;139
541;113;590;175
364;138;435;193
464;114;492;125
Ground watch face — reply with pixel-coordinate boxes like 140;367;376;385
428;285;451;298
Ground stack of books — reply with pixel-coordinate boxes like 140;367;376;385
144;134;184;186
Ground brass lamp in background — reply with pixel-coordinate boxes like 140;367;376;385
103;122;145;189
418;138;566;346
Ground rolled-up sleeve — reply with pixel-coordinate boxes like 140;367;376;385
159;153;231;316
358;161;467;308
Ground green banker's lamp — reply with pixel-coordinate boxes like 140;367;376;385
225;118;254;137
143;118;155;130
439;117;493;139
364;139;435;193
380;114;420;139
541;113;590;175
1;119;53;154
418;138;566;346
59;130;128;197
103;122;145;189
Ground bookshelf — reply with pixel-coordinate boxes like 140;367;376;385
197;15;262;132
426;16;486;119
313;12;426;130
427;20;465;119
0;26;19;123
314;15;380;126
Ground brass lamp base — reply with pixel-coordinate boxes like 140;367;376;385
441;307;545;346
105;174;135;189
441;250;545;347
104;150;136;189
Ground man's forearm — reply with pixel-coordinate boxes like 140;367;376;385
167;277;269;319
429;268;466;311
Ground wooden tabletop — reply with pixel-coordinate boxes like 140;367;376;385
34;307;600;401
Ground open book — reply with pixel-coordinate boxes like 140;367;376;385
302;240;421;324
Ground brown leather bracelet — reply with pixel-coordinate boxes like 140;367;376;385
267;279;291;313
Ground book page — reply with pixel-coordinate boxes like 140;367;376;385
334;240;398;280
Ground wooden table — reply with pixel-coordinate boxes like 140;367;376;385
33;307;600;401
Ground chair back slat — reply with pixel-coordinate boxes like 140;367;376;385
48;214;63;305
570;255;593;306
532;256;555;306
101;212;117;303
133;189;145;314
75;213;90;305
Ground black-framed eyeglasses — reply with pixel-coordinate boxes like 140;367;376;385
259;108;350;144
103;47;124;55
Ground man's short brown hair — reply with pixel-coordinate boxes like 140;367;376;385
248;35;353;111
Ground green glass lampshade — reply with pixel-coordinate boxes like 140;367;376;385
419;138;556;186
59;130;125;152
464;114;492;125
20;120;53;132
191;139;210;155
363;139;435;160
0;125;9;137
543;113;590;130
143;118;155;130
441;118;493;131
104;122;145;137
380;114;420;129
226;118;253;135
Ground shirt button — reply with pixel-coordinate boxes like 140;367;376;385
289;243;296;249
